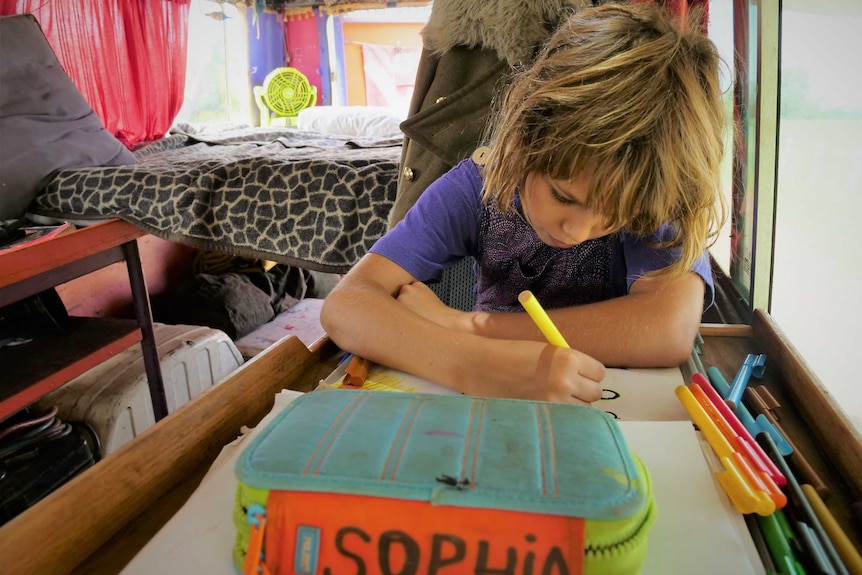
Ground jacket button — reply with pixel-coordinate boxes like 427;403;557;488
402;166;414;181
435;96;447;104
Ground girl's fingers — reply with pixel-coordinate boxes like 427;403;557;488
575;376;604;403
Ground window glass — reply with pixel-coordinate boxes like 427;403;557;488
707;0;760;306
175;1;250;126
706;0;737;278
773;1;862;418
733;1;760;304
334;6;429;113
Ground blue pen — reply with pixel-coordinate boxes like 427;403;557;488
795;520;836;575
711;366;828;497
726;353;767;410
706;366;792;456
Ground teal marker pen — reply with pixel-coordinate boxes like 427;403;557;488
795;521;835;575
726;353;767;409
706;366;791;455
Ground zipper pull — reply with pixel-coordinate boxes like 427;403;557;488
243;503;272;575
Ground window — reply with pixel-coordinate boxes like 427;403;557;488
174;0;250;126
771;0;862;416
715;0;861;420
327;6;430;114
705;0;737;279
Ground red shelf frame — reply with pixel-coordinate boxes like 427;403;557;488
0;219;168;422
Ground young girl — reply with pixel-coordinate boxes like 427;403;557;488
321;3;726;404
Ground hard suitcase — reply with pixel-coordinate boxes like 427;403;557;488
36;323;243;456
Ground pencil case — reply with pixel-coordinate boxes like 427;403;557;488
233;389;657;575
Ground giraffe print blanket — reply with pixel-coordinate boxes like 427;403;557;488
29;126;402;273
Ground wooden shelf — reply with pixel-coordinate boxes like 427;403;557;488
0;317;142;421
0;219;144;292
0;218;166;421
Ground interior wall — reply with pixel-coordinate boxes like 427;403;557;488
248;9;286;126
284;15;324;106
56;236;197;319
341;21;424;106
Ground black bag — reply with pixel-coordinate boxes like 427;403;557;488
0;407;97;526
0;288;69;345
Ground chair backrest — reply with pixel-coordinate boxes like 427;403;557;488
426;256;477;312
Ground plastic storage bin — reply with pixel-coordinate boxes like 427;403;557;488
36;323;244;456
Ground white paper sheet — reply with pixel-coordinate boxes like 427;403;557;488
320;359;689;421
122;391;764;575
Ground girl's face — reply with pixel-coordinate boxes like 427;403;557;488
521;171;617;248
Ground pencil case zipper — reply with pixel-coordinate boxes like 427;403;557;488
583;455;657;575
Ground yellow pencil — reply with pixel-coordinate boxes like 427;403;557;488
518;290;569;348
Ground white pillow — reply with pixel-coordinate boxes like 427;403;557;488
296;106;404;138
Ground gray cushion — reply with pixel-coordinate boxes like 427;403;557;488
0;13;137;220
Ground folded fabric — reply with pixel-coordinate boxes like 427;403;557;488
153;273;274;340
0;14;136;220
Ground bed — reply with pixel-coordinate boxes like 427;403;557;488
26;122;404;274
3;14;404;276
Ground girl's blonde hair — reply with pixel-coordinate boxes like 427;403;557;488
482;2;727;278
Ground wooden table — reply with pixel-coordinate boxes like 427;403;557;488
0;311;859;575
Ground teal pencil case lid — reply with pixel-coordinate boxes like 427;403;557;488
236;388;646;520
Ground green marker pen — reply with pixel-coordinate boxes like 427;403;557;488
757;511;807;575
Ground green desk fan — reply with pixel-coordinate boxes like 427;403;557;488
254;67;317;127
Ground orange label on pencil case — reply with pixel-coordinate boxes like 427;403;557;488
262;491;585;575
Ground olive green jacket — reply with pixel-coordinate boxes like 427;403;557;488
389;47;510;228
388;0;590;228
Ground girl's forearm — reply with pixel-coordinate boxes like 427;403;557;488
467;277;704;367
322;281;493;393
321;280;604;402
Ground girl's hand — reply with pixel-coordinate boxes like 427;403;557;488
396;281;469;331
468;341;605;405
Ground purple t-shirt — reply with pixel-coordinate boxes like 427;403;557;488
372;159;714;313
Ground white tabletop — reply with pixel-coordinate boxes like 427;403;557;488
122;390;764;575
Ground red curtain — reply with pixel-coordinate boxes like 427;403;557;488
0;0;191;148
632;0;710;33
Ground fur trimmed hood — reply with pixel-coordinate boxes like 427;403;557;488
422;0;592;66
